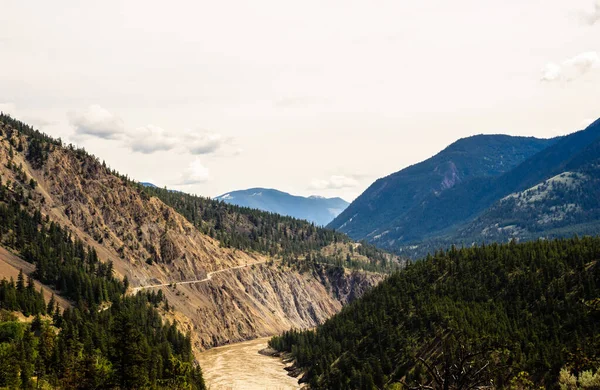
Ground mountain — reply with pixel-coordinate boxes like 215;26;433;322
270;237;600;388
329;134;555;240
0;114;399;386
0;116;206;389
329;121;600;257
449;120;600;243
214;188;349;226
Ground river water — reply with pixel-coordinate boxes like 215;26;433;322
197;337;301;390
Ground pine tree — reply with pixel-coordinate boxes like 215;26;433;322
16;270;25;292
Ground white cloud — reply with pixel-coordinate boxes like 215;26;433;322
126;125;178;154
69;104;125;139
184;131;226;155
541;51;600;82
541;63;562;82
179;158;210;184
309;175;359;190
580;0;600;25
67;106;234;155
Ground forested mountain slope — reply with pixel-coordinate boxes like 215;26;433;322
214;188;348;226
331;120;600;258
397;119;600;257
271;237;600;389
142;183;397;272
328;134;555;239
456;167;600;243
0;114;393;361
0;141;205;388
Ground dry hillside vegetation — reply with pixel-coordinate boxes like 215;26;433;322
0;117;384;353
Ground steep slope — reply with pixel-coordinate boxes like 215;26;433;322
270;237;600;389
142;183;398;273
0;133;207;388
214;188;348;226
449;126;600;244
152;264;381;349
0;114;390;356
392;119;600;257
329;135;555;239
331;120;600;257
0;246;71;310
457;169;600;243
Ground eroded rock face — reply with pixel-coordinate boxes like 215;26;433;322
34;146;250;279
0;128;384;357
314;266;384;304
159;263;382;352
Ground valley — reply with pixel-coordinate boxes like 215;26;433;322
0;114;390;386
0;112;599;388
2;1;599;388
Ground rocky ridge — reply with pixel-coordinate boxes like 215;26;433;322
0;117;383;354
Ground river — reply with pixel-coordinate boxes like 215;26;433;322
197;337;301;390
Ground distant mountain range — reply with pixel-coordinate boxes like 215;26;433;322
214;188;349;226
329;119;600;257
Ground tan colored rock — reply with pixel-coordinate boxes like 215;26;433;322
0;125;383;358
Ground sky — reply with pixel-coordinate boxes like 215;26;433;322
1;0;599;202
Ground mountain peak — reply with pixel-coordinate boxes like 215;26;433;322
329;133;557;241
215;188;349;225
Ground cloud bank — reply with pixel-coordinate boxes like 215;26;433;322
179;158;210;184
184;132;227;155
541;51;600;82
68;105;235;157
581;0;600;25
69;104;125;139
126;125;178;154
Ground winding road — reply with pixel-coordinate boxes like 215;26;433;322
131;261;268;293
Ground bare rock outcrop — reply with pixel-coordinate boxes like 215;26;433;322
0;127;384;358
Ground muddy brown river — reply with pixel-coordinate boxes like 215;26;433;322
198;337;301;390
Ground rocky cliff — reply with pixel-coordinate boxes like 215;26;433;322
0;118;384;354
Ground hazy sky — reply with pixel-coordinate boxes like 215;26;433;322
1;0;599;201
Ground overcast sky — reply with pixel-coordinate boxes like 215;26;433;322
1;0;599;201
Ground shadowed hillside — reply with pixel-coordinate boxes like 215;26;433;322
271;237;600;389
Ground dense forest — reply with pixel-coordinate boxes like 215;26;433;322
397;161;600;260
140;182;398;272
331;119;600;261
0;113;205;389
328;134;555;241
270;237;600;389
0;112;398;273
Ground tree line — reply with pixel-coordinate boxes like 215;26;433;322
0;112;397;274
0;113;205;389
141;184;397;273
270;237;600;389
